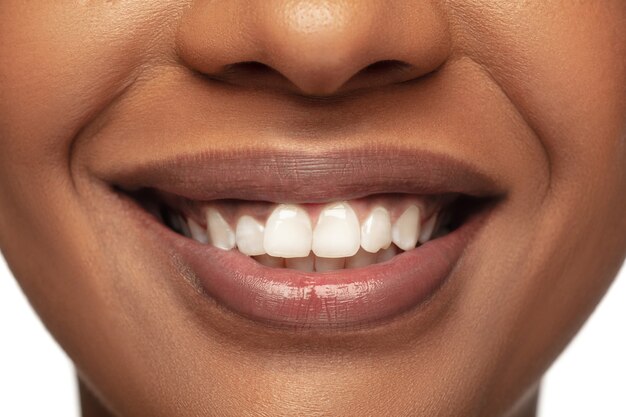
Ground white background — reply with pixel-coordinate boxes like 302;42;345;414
1;256;624;417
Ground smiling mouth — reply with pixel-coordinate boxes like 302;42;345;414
141;191;459;271
103;146;502;329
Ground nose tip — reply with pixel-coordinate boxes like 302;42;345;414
262;1;402;95
178;1;452;96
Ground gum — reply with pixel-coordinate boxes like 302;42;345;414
175;193;452;230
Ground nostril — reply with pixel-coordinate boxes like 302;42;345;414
205;60;294;91
223;61;276;76
342;59;422;90
208;59;423;96
359;60;414;77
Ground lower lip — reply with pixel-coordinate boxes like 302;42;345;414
156;210;485;330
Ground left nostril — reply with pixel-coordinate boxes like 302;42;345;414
360;60;414;77
340;59;422;92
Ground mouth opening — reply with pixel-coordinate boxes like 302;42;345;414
122;187;490;272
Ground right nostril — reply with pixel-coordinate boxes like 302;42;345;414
224;61;275;75
214;61;288;85
202;60;301;93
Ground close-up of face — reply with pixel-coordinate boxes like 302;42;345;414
1;1;625;416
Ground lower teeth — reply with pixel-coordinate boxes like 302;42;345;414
250;245;402;272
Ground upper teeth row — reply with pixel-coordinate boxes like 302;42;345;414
186;202;438;259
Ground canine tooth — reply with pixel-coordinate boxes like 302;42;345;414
254;254;284;268
345;248;377;269
264;204;312;258
315;257;345;272
235;216;265;256
312;201;360;258
360;206;392;253
377;245;398;263
206;208;235;250
418;213;438;244
392;205;420;251
187;218;209;244
285;255;315;272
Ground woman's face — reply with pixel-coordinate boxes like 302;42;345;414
1;1;625;416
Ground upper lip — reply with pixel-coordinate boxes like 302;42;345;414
96;146;504;203
78;64;512;203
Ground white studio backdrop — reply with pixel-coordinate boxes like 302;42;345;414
1;256;625;417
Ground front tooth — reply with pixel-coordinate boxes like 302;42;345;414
187;218;209;244
345;248;377;269
312;201;360;258
418;213;438;244
392;205;420;251
285;255;314;272
315;257;345;272
207;208;236;250
235;216;265;256
264;204;312;258
360;206;392;253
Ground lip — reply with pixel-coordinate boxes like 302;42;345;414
104;147;503;203
99;145;501;329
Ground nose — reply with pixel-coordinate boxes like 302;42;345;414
177;1;451;97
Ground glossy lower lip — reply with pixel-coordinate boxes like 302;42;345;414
149;202;488;330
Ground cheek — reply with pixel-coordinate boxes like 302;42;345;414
444;1;626;412
449;1;626;264
0;0;183;399
452;0;626;187
0;0;184;283
0;1;183;177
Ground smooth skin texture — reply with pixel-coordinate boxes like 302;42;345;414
1;1;626;416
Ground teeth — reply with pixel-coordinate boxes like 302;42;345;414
315;257;345;272
312;201;361;258
187;218;209;244
235;216;265;256
264;204;312;258
377;245;399;263
345;248;378;268
285;254;315;272
178;198;446;270
360;206;392;253
392;205;420;251
206;208;236;250
254;254;284;268
418;213;438;244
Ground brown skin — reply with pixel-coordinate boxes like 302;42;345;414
1;1;625;416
